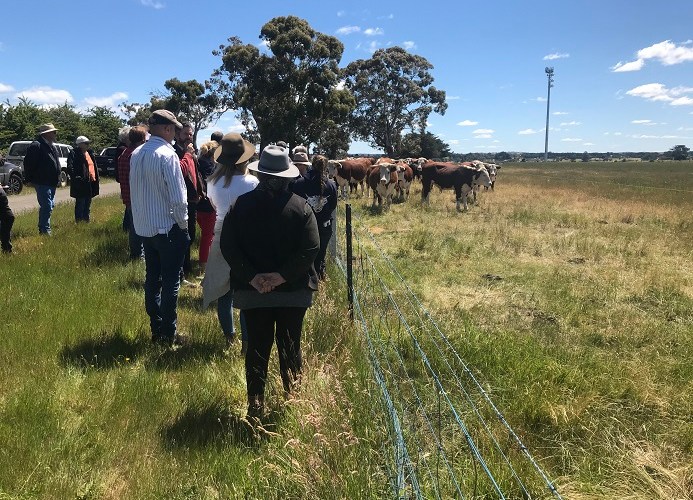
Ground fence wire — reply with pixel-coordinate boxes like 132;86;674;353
333;203;563;500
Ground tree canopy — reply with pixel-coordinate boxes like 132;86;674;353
211;16;354;150
0;99;124;153
669;144;690;161
399;131;452;160
343;47;447;155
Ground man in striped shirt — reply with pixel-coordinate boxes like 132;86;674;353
129;109;190;346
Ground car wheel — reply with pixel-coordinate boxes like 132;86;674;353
7;173;23;195
59;170;68;188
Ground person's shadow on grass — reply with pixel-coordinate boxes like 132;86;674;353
161;401;285;448
59;329;223;371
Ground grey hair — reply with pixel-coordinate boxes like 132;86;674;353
118;126;131;144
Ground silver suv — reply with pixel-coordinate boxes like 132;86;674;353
0;157;24;194
6;140;73;187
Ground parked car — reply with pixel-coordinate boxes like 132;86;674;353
0;157;24;194
95;147;120;176
6;140;73;187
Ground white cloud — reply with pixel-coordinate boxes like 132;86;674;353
0;82;14;93
583;142;595;146
15;86;73;104
364;28;384;36
553;111;568;115
611;59;645;72
402;41;416;50
457;120;478;126
336;26;360;35
258;39;270;51
560;121;581;126
671;96;693;106
518;129;537;135
446;96;460;101
531;96;547;102
543;52;569;60
367;41;379;53
337;10;345;17
614;132;622;136
140;0;164;8
448;139;460;145
612;40;693;72
561;138;583;142
84;92;128;108
626;83;693;106
473;129;494;134
492;140;500;143
631;119;652;124
474;134;492;139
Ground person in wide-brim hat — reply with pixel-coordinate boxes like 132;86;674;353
247;144;300;178
38;123;58;135
214;133;255;166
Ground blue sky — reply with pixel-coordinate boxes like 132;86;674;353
1;0;692;154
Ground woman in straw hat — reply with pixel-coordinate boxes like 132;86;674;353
202;133;258;351
220;144;319;421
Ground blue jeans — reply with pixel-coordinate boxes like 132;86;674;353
142;225;190;341
34;184;56;234
123;207;144;259
74;197;92;222
217;290;248;341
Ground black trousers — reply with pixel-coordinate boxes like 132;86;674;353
0;188;15;252
315;221;333;279
182;202;197;275
243;307;307;406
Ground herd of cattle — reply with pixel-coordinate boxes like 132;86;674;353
326;157;500;211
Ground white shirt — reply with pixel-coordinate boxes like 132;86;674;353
129;135;188;237
207;173;259;234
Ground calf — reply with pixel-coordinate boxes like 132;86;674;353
395;163;413;201
367;163;399;208
421;162;492;211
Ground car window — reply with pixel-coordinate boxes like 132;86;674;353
8;143;30;156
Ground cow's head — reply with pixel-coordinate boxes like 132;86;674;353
379;163;395;184
473;168;492;188
327;160;341;178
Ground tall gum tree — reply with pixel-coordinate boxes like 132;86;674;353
343;47;447;156
211;16;354;150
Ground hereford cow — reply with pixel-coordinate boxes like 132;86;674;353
421;162;492;211
395;163;413;201
327;157;372;198
367;163;399;208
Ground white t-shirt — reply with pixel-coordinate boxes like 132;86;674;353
207;173;259;234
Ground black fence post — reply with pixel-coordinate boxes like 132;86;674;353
346;203;354;320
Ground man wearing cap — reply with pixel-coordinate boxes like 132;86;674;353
130;109;190;346
67;136;100;223
23;123;61;234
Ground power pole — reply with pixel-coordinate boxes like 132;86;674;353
544;67;554;162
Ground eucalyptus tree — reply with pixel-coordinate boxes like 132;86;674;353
343;47;447;156
211;16;354;150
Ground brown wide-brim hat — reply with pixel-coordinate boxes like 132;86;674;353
214;133;256;166
247;144;300;178
292;151;311;166
38;123;58;135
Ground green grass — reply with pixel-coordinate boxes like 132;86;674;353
2;161;692;498
0;200;388;499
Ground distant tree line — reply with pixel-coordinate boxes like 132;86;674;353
0;98;124;154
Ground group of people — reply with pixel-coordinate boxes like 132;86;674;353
116;110;337;421
6;113;338;421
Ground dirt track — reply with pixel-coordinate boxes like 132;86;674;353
8;180;121;214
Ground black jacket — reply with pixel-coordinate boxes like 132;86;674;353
23;136;61;187
220;187;320;293
68;148;100;199
290;169;338;226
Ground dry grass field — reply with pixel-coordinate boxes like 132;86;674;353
347;161;692;498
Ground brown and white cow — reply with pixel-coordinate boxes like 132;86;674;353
367;163;399;208
327;157;372;198
421;162;492;211
395;163;414;201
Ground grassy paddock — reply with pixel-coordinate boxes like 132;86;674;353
348;161;692;498
0;200;387;499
